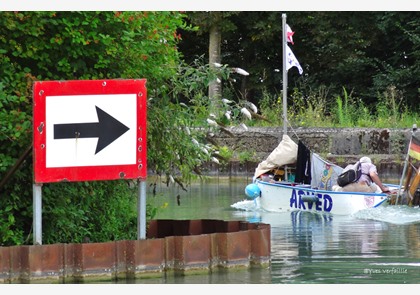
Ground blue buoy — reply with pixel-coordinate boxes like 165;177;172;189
245;183;261;200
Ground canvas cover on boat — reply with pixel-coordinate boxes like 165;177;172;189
254;134;298;179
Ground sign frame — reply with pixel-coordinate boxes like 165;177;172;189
33;79;147;183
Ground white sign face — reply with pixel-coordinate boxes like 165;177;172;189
45;94;137;168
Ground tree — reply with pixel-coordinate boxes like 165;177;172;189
179;11;420;117
369;11;420;109
183;12;239;114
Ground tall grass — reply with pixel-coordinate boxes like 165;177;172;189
255;85;418;129
288;86;331;127
334;87;374;127
257;88;283;126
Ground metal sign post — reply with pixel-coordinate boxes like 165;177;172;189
33;183;42;245
137;179;147;239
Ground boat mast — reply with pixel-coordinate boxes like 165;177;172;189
282;13;288;138
282;13;289;181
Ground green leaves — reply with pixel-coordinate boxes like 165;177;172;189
0;11;191;245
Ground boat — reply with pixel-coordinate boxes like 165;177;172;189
244;14;420;215
245;134;399;215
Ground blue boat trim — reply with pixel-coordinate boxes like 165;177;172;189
373;198;389;208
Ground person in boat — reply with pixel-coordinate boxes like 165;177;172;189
338;156;391;193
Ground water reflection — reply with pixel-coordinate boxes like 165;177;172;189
148;178;420;284
253;210;420;283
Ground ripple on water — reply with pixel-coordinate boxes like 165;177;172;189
353;205;420;225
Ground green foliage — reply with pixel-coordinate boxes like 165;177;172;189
376;86;403;127
146;56;248;185
288;86;331;127
147;57;213;185
41;181;139;244
238;151;256;164
0;11;191;246
218;146;234;161
181;11;420;131
1;11;254;246
181;11;420;114
0;161;33;245
254;84;415;129
0;204;25;245
256;89;282;126
334;87;360;127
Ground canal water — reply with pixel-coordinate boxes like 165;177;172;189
9;177;418;294
143;177;420;284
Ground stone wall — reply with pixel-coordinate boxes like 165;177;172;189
205;126;417;180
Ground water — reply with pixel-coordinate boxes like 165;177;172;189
144;177;420;284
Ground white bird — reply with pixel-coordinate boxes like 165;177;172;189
233;67;249;76
211;157;220;164
240;123;249;131
222;98;233;105
213;62;223;68
169;175;175;184
207;118;218;126
201;147;209;155
240;108;252;120
247;102;258;113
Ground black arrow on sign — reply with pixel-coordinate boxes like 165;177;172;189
54;106;130;154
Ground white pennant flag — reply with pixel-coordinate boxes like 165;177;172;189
286;45;303;75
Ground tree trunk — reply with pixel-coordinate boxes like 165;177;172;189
208;12;222;114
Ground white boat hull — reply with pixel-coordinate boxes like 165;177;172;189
256;180;395;215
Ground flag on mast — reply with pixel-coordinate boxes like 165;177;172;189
286;45;303;75
409;133;420;160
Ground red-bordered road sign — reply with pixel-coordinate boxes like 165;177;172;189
33;79;147;183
